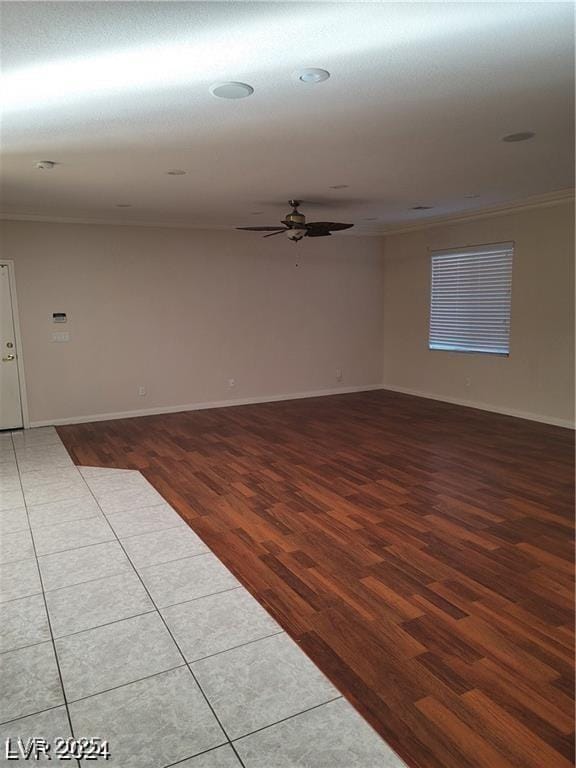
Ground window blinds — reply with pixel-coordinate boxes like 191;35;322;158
429;242;513;355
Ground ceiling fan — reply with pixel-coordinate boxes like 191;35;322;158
237;200;353;242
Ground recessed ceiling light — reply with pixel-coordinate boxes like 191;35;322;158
166;169;186;176
329;184;349;190
298;68;330;84
464;193;479;199
502;131;535;143
412;205;433;210
115;203;132;208
34;160;57;170
210;82;254;99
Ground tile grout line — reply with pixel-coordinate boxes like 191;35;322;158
29;517;190;557
1;552;221;611
164;742;239;767
0;636;58;657
0;702;66;728
83;597;276;648
0;587;43;608
33;535;118;559
36;536;212;571
26;571;241;604
40;609;158;643
160;584;243;609
102;522;187;540
37;567;131;596
13;604;276;650
72;460;249;768
23;493;91;509
10;433;81;768
0;584;250;648
49;585;246;642
184;630;285;666
65;663;188;706
229;694;344;745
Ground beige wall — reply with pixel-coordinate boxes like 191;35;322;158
0;221;385;425
2;202;573;428
382;201;575;427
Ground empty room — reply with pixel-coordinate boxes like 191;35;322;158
0;2;574;767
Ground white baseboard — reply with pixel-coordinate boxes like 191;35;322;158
29;384;382;428
380;384;575;429
27;383;575;430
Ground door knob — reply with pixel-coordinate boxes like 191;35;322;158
2;354;15;361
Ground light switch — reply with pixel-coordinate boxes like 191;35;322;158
52;331;70;343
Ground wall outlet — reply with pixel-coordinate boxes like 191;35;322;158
336;368;343;382
464;377;472;388
228;378;236;389
138;385;146;396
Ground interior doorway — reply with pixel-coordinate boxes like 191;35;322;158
0;261;25;430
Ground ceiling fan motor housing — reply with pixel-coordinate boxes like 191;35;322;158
283;210;306;228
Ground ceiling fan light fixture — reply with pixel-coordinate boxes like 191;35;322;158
285;228;306;242
297;68;330;84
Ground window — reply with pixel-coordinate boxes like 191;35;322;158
429;242;513;355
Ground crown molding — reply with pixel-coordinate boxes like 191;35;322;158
0;212;369;236
378;188;574;236
0;212;225;231
1;188;573;235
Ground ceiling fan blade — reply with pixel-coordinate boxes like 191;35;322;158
263;229;287;238
306;222;354;231
236;226;286;232
305;230;332;237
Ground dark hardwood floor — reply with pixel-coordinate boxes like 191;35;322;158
58;390;575;768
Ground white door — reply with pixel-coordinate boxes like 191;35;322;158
0;263;23;430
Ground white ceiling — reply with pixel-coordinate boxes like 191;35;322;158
1;2;573;234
